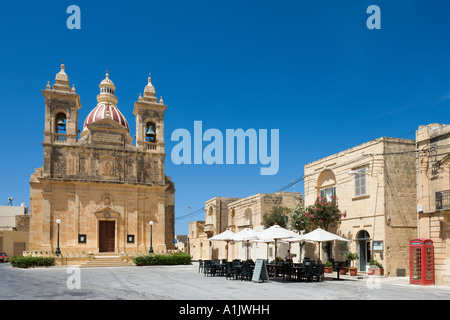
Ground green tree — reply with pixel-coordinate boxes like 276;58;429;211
289;203;313;234
289;203;313;261
305;195;346;231
262;206;291;229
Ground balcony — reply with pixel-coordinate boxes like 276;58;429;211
54;133;67;143
145;141;157;151
204;224;214;233
436;190;450;211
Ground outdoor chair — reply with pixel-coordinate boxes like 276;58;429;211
230;261;242;280
329;259;335;271
240;262;252;281
275;260;284;277
282;262;295;282
216;262;226;276
225;262;237;280
301;263;313;282
198;259;203;273
203;260;215;277
212;259;224;276
312;264;325;282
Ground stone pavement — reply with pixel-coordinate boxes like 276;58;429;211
1;261;449;301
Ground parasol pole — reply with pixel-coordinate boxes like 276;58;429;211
289;242;291;261
226;240;229;262
246;240;249;261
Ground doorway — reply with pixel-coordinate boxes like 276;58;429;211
357;230;371;271
99;221;115;252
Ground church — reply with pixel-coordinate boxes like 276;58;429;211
28;64;175;260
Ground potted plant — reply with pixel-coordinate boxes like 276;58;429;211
368;259;384;276
339;266;348;275
346;252;359;276
324;261;333;273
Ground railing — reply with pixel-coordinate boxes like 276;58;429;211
54;133;67;143
145;141;157;151
436;190;450;210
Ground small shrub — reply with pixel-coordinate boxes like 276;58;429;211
369;259;383;269
11;256;54;268
133;253;191;266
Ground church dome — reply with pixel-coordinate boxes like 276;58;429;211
83;103;129;131
82;72;130;132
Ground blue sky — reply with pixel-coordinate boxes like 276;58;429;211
0;1;450;235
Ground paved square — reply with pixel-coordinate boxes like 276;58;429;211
1;262;450;301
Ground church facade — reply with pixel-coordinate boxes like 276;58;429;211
28;64;175;259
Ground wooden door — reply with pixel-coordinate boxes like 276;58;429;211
13;242;26;256
99;221;115;252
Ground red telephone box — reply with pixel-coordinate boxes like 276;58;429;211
409;238;434;285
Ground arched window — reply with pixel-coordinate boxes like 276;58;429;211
317;169;336;202
208;206;214;224
145;122;156;142
55;113;67;134
244;208;252;226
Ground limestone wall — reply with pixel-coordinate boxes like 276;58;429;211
304;137;417;275
29;180;174;254
416;123;450;285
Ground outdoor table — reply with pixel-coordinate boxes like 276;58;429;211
218;263;226;276
266;264;275;277
293;265;304;281
333;261;346;270
233;265;242;272
333;266;346;280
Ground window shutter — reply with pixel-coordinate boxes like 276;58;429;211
355;174;361;196
360;174;366;195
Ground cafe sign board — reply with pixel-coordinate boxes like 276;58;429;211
252;259;270;283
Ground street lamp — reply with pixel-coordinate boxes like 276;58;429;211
149;221;154;254
55;219;61;257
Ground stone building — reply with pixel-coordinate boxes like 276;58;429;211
189;192;302;261
28;64;175;263
416;123;450;285
0;204;29;257
304;137;417;277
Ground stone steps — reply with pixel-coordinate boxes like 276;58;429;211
80;255;135;268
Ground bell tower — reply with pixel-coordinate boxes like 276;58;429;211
40;64;81;178
133;75;167;153
42;64;81;145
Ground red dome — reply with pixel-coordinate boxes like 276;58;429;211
83;103;129;131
